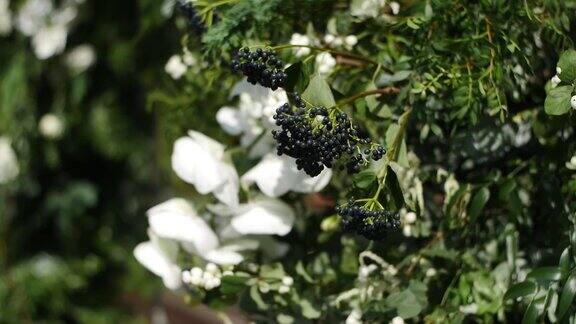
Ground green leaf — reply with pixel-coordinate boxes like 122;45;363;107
299;298;321;319
302;74;336;107
544;85;573;115
284;61;310;93
386;290;423;319
557;50;576;83
559;247;571;277
249;285;268;310
220;273;250;295
386;166;405;208
353;170;377;189
557;270;576;320
521;297;539;324
277;314;294;324
296;261;315;283
504;281;537;300
527;267;562;282
468;187;490;221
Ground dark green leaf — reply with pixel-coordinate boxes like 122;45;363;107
559;247;571;277
521;297;539;324
558;50;576;83
557;270;576;320
504;281;537;300
544;85;573;116
527;267;562;282
284;61;309;93
386;166;405;208
220;273;250;295
468;187;490;221
353;170;377;189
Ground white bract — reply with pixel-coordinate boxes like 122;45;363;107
316;52;337;74
289;33;311;57
230;198;295;236
171;130;239;207
216;80;288;158
134;232;182;290
242;153;332;197
0;0;12;35
0;136;19;184
39;113;64;139
66;44;96;72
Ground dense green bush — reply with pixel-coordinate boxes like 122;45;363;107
2;0;576;323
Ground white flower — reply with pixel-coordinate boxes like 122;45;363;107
165;55;187;79
281;276;294;286
230;197;295;236
324;34;336;44
39;113;64;139
0;0;12;36
216;80;288;158
571;95;576;109
258;281;270;293
171;130;239;207
404;211;417;224
402;224;413;237
344;35;358;48
278;285;290;294
289;33;311;57
16;0;52;36
345;309;363;324
551;75;561;87
351;0;386;18
144;198;257;265
0;136;19;184
389;2;401;15
66;44;96;72
32;24;67;60
134;232;182;290
566;156;576;170
426;268;437;277
242;153;332;197
390;316;405;324
316;52;337;74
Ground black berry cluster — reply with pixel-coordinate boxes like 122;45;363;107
272;93;386;177
176;0;206;35
336;201;400;240
231;48;287;90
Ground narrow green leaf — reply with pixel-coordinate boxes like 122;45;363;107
296;261;315;283
504;281;537;300
302;74;336;107
300;298;321;319
386;166;405;208
557;270;576;320
559;247;571;277
468;187;490;221
521;297;539;324
544;85;573;116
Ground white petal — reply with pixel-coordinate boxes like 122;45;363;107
187;130;225;159
171;136;225;193
231;198;295;236
219;238;260;252
292;167;332;193
230;79;270;103
212;161;239;207
133;241;182;290
147;199;219;253
0;137;19;184
203;249;244;265
241;154;296;197
216;107;243;135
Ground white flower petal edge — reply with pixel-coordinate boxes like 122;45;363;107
242;153;332;197
216;107;243;135
133;241;182;290
171;131;239;207
147;198;220;254
231;198;295;236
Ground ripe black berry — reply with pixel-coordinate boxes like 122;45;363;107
176;0;206;35
231;47;287;90
272;93;386;177
337;202;400;240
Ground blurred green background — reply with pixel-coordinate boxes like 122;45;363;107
0;0;185;321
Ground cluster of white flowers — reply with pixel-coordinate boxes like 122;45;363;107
278;275;293;294
324;34;358;50
39;113;65;139
15;0;84;60
401;209;417;237
0;0;12;36
0;136;19;184
289;33;312;57
182;263;223;290
135;81;334;289
351;0;400;19
316;52;337;75
165;52;197;79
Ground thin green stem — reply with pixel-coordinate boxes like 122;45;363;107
332;87;400;109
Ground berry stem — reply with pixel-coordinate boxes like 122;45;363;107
332;87;400;109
